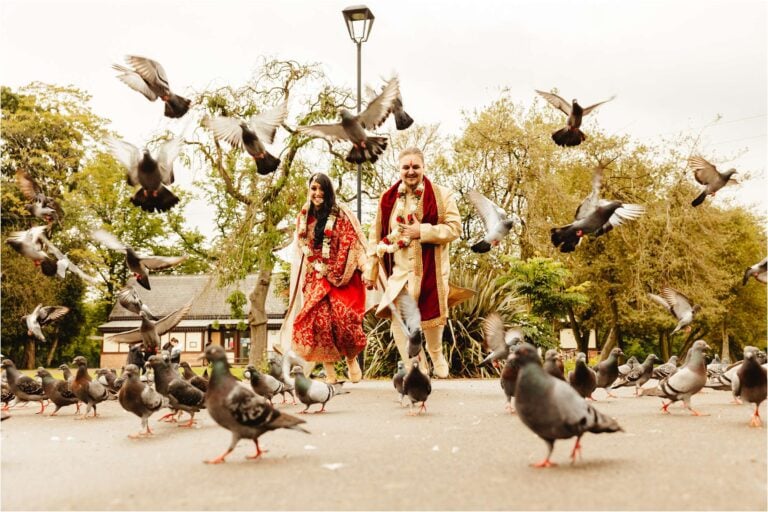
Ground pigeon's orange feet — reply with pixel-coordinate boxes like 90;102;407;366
532;459;557;468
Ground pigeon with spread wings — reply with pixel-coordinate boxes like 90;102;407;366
536;90;616;147
6;226;49;265
39;237;99;284
298;77;401;164
467;189;520;253
648;286;701;335
22;304;70;343
688;156;738;207
112;55;191;118
106;301;192;354
15;170;60;222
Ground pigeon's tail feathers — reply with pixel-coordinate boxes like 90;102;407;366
471;240;492;253
164;94;191;119
255;151;281;175
269;411;308;431
691;190;708;207
550;225;580;252
346;137;388;164
552;127;585;147
331;382;350;395
585;404;624;434
394;109;414;130
130;186;180;213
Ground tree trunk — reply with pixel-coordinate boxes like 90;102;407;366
23;336;36;369
721;317;730;362
567;306;590;355
599;325;617;362
247;265;274;367
46;336;60;367
659;330;670;361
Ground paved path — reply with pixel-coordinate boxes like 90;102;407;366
1;379;766;510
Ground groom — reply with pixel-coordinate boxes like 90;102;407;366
363;147;462;377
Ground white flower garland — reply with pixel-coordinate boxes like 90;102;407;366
376;181;424;258
297;203;337;277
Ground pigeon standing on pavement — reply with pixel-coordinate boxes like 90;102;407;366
291;365;348;413
535;90;616;147
467;190;520;253
112;55;191;118
203;344;309;464
393;361;406;405
146;355;206;427
742;257;767;285
567;352;597;400
593;348;624;398
179;361;208;393
298;77;401;164
648;286;701;335
116;286;160;320
641;340;711;415
106;301;192;354
652;355;679;380
612;354;661;396
243;365;288;405
480;313;524;367
616;356;639;380
205;102;289;175
402;360;432;415
543;350;566;381
22;304;70;343
735;346;767;427
118;364;168;437
70;356;109;418
688;156;738;207
1;359;47;413
500;353;521;413
512;343;623;467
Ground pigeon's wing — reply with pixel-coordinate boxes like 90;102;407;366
106;326;143;345
124;55;170;91
606;204;646;228
156;138;182;183
467;189;505;231
297;123;349;142
225;384;276;427
112;63;158;100
205;116;245;148
139;254;188;270
36;306;70;326
483;313;507;353
40;237;65;260
153;301;192;336
249;101;289;145
25;311;45;342
88;379;108;401
581;95;617;116
689;156;720;186
535;90;572;116
661;286;693;320
105;137;142;185
15;170;42;202
307;381;332;403
141;384;164;410
550;377;591;429
65;261;99;285
575;167;603;220
117;287;143;315
91;229;127;252
397;291;422;337
358;77;400;130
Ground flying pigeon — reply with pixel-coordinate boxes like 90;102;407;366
291;365;348;413
297;77;401;164
116;286;159;320
146;355;206;427
467;189;521;253
593;347;624;398
36;368;79;415
648;286;701;335
742;257;767;285
641;340;710;415
390;290;423;359
71;356;110;418
107;301;191;354
480;313;524;367
543;349;566;381
205;101;288;175
688;156;738;207
512;343;623;467
91;229;188;290
1;359;47;413
39;237;99;284
105;137;182;212
652;355;679;380
734;346;767;427
15;170;60;222
551;167;645;252
402;360;432;415
6;226;49;265
243;365;288;405
500;353;521;413
22;304;70;343
366;78;413;130
179;361;208;393
393;361;406;405
112;55;191;118
203;344;309;464
567;352;597;400
535;90;616;147
117;364;167;437
612;354;661;395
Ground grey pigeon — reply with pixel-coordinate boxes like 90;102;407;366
551;167;645;252
652;355;679;380
146;355;206;427
244;365;287;404
512;343;623;467
467;190;520;253
179;361;208;393
205;101;288;175
116;286;160;320
96;368;122;395
278;348;309;391
39;237;99;284
112;55;190;118
6;226;49;265
117;364;167;437
543;349;565;381
22;304;70;343
593;348;624;398
203;344;308;464
107;301;192;354
535;89;616;147
1;383;15;410
479;313;523;367
706;354;723;378
735;346;767;427
70;356;110;418
688;156;738;207
15;169;59;222
1;359;47;413
298;77;401;164
291;365;348;413
265;355;294;404
648;286;701;335
742;257;767;285
105;137;182;212
617;356;640;379
402;360;432;415
500;353;521;413
391;290;423;359
642;340;710;415
393;361;406;405
92;229;187;290
612;354;661;396
567;352;597;400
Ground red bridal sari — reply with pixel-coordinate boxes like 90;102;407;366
292;209;367;362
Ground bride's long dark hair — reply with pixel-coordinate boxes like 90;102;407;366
308;173;337;249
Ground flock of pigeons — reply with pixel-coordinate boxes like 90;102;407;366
2;54;767;466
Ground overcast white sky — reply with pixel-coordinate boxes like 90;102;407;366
2;0;766;238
